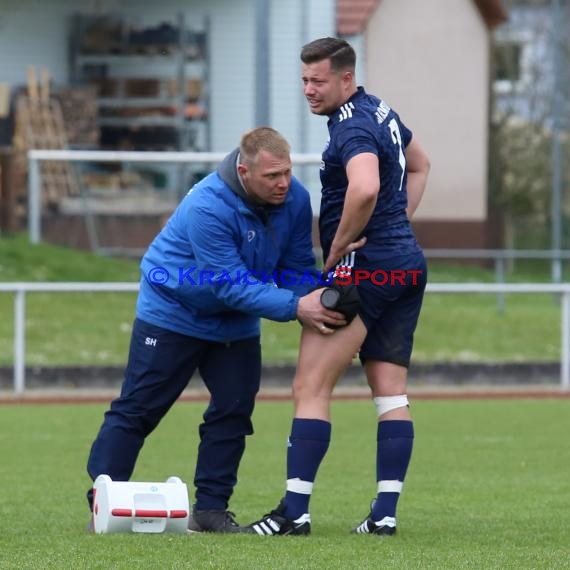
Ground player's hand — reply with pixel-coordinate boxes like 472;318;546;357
323;237;367;273
296;288;346;334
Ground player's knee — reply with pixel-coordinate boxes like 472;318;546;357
373;394;409;417
292;376;313;403
292;376;332;411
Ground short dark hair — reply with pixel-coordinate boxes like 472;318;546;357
239;127;290;167
300;37;356;72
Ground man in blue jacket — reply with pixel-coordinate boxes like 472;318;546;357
86;127;350;533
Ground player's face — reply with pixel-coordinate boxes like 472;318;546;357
302;59;351;115
239;150;292;206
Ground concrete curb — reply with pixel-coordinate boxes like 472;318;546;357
1;384;569;405
0;362;562;391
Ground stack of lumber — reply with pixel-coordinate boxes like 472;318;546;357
13;67;80;209
51;85;99;148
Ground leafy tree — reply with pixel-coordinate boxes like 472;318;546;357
489;0;570;249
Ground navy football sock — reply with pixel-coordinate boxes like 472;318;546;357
372;420;414;521
283;418;331;520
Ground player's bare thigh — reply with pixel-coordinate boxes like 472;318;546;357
292;317;367;420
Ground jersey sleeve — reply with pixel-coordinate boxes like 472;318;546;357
335;111;413;165
334;122;378;167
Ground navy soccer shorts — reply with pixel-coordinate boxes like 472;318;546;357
337;250;427;368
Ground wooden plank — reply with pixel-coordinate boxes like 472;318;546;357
14;74;80;208
26;66;39;103
0;83;9;118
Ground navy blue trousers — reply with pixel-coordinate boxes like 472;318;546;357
87;318;261;511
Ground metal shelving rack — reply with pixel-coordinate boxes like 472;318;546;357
66;13;211;255
70;12;210;153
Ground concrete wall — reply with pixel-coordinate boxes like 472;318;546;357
365;0;491;222
0;0;72;87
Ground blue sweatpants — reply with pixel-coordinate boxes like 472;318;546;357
86;318;261;511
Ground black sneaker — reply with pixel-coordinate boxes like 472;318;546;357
352;515;396;536
188;508;252;533
352;498;397;536
247;499;311;536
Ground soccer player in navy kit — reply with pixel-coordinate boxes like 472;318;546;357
248;37;431;536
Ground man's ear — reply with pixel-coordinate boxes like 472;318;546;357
237;163;248;177
342;70;354;88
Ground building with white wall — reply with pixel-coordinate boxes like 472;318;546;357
0;0;508;250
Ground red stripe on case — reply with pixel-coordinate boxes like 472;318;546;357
111;509;133;517
135;509;168;518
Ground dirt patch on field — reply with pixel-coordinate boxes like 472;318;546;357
1;385;568;405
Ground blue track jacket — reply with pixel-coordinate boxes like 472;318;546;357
137;148;317;342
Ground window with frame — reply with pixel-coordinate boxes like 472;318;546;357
494;41;523;82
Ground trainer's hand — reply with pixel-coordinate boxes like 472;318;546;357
323;237;367;273
296;288;346;334
318;280;360;329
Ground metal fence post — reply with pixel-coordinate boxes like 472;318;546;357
561;291;570;391
14;289;26;395
28;156;41;244
495;257;505;314
2;281;570;395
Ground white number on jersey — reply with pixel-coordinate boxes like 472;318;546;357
389;118;406;191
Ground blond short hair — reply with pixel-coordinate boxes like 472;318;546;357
239;127;291;167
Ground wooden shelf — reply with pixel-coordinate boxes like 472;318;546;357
71;12;210;152
99;97;178;108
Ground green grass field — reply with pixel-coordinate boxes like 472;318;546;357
0;234;566;366
0;399;568;569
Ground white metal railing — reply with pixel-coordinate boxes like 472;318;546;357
27;150;570;282
27;149;570;270
27;149;323;244
1;281;569;395
423;249;570;313
1;282;138;395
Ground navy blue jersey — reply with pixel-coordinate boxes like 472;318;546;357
319;87;421;261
